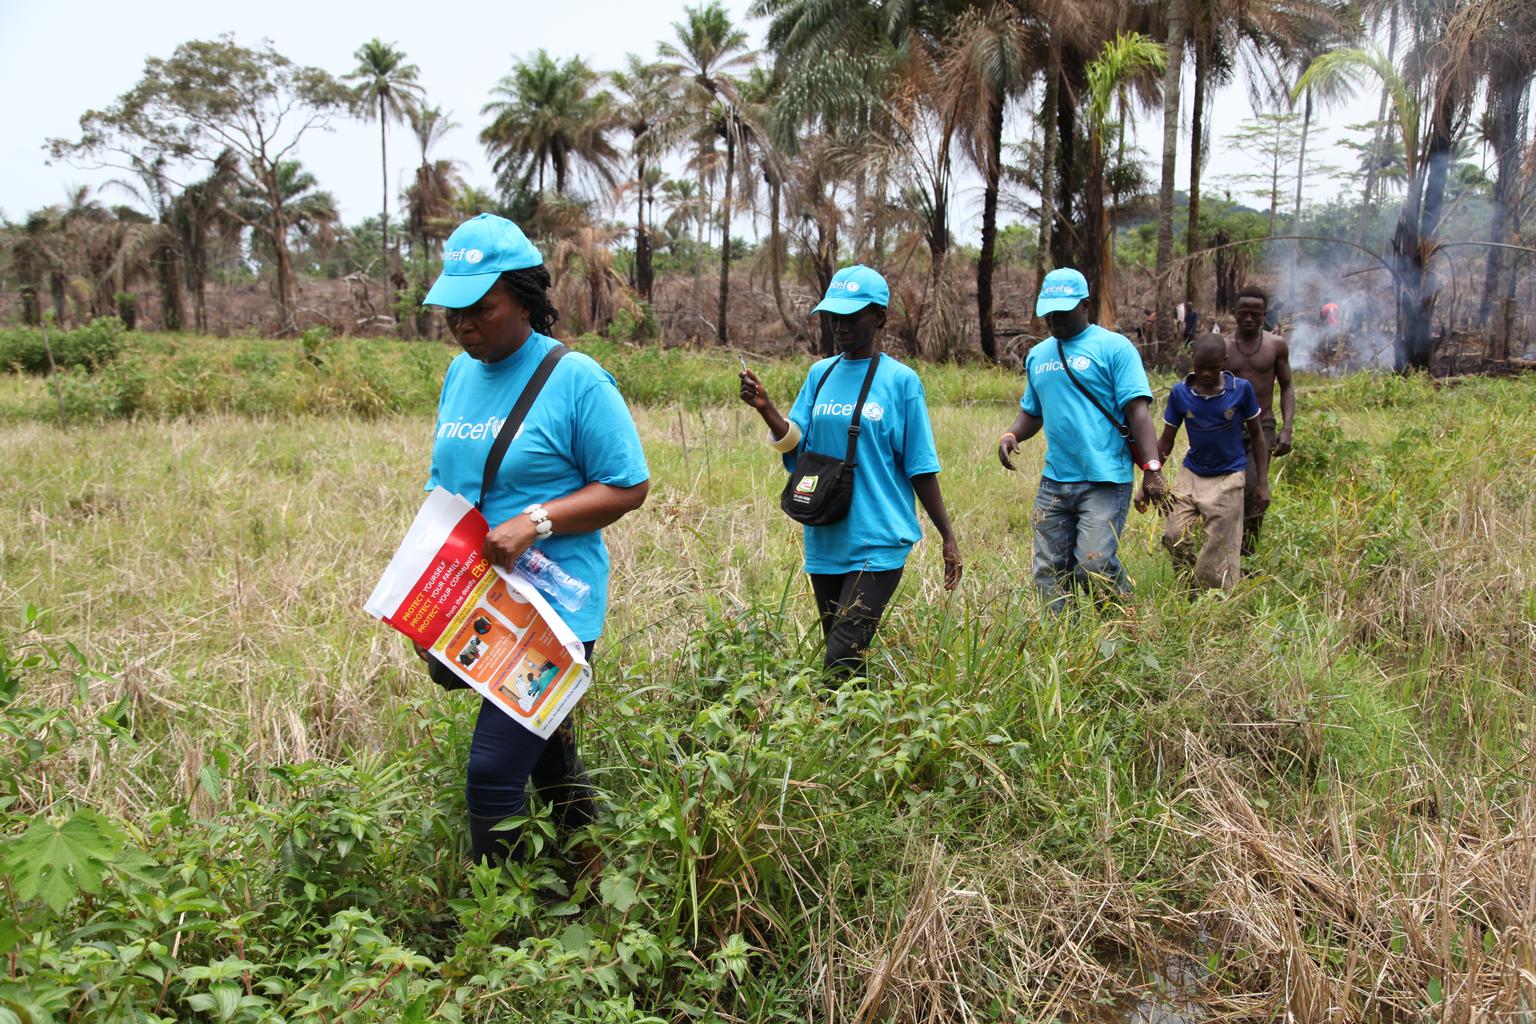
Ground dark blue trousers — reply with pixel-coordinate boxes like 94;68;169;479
465;640;597;863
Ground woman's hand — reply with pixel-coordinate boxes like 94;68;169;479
411;641;430;662
739;369;770;410
484;513;539;571
739;369;792;442
941;537;963;590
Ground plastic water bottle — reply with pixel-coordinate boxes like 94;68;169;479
514;548;591;612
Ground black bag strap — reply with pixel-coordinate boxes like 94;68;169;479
478;343;569;510
1056;336;1132;445
802;353;882;467
804;355;844;419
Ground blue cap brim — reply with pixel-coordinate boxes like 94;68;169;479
422;271;501;308
813;297;879;315
1035;295;1085;317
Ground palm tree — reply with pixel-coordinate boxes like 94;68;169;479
941;2;1035;361
612;55;682;303
1464;0;1536;346
6;207;66;325
1153;0;1190;363
405;105;461;259
660;1;756;344
1297;22;1471;370
1029;2;1106;314
783;133;854;355
738;66;803;336
404;105;462;335
104;153;187;330
170;152;240;334
1352;5;1397;249
345;40;425;279
239;161;340;278
1084;31;1165;330
1181;0;1352;307
481;51;622;202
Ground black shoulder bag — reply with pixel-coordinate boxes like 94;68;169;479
427;343;569;691
780;353;881;526
1055;337;1145;467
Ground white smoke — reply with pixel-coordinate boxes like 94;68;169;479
1265;250;1397;373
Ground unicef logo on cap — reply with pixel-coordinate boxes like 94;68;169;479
845;280;860;291
465;249;484;264
1071;355;1091;372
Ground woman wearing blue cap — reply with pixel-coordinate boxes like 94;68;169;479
738;264;961;676
415;213;650;867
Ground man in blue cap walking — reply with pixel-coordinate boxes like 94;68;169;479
996;268;1166;611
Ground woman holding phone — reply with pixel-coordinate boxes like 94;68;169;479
738;265;961;676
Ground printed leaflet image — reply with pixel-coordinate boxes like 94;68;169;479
364;487;591;739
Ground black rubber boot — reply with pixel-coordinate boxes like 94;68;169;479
467;813;521;867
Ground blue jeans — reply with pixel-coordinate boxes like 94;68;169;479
1031;478;1133;611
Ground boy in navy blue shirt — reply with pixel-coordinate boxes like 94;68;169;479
1147;335;1270;589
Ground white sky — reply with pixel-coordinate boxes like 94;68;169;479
1;0;1382;242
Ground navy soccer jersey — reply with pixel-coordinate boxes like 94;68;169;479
1163;371;1260;476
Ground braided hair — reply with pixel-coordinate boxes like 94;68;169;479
498;266;560;335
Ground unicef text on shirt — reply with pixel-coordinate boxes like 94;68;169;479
1031;355;1093;375
437;415;508;440
812;401;885;420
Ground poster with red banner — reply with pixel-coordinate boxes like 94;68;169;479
365;487;591;739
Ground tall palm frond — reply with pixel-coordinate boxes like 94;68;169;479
480;51;622;201
345;39;425;272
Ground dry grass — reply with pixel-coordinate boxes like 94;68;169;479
1184;741;1536;1021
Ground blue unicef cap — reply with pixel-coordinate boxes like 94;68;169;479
422;213;544;308
812;264;890;315
1035;267;1090;316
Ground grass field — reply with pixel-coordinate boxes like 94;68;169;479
2;332;1534;1022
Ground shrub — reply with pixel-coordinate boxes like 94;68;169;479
0;317;127;374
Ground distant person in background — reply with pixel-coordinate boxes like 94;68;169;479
997;268;1166;611
1183;304;1200;345
1262;296;1282;333
1135;307;1156;350
1154;335;1270;590
1224;285;1293;556
739;264;962;676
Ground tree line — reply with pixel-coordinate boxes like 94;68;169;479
4;0;1533;370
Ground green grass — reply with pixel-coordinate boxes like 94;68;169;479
0;328;1027;425
1;338;1534;1021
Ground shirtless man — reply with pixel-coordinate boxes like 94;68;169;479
1225;284;1293;555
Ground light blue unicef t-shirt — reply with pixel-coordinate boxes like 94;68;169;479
782;354;941;574
426;332;649;642
1020;324;1152;485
